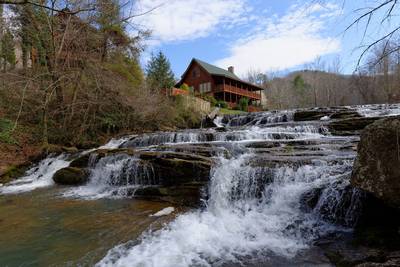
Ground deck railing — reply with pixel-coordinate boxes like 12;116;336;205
214;85;261;100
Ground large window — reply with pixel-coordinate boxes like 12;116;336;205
199;82;211;94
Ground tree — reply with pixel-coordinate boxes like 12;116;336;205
238;97;249;111
146;51;175;91
246;69;268;88
0;29;16;71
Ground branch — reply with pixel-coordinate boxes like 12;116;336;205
356;24;400;68
0;0;94;14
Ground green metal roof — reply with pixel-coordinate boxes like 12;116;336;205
194;58;241;80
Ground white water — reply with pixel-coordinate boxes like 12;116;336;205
99;135;135;149
0;155;70;194
97;155;353;267
0;135;133;196
357;103;400;117
63;154;156;199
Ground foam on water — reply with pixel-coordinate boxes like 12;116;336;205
99;135;136;149
97;155;354;267
63;154;156;199
0;155;70;194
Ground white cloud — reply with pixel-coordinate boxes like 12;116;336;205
215;3;342;76
132;0;247;42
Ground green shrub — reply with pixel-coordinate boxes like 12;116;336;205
180;83;190;91
216;100;228;108
239;97;249;112
203;95;218;106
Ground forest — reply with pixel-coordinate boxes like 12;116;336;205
248;46;400;109
0;1;201;171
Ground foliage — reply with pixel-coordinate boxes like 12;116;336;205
173;95;202;128
0;118;16;144
0;30;16;71
104;58;144;88
180;83;190;91
218;108;245;115
216;100;228;108
203;95;218;106
146;52;175;91
238;97;249;112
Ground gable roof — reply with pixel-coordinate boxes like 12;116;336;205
178;58;264;91
193;58;241;80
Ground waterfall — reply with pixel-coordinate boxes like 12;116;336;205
0;155;70;194
97;154;358;267
4;104;392;266
63;154;156;199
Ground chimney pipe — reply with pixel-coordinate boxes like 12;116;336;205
228;66;234;74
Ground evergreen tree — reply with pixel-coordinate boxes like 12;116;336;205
146;52;175;91
0;29;16;71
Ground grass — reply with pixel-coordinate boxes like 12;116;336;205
218;108;246;115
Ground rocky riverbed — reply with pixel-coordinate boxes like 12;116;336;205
1;103;400;266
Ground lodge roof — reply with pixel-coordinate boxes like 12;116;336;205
179;58;264;91
193;58;241;80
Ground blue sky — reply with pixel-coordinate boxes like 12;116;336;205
131;0;400;79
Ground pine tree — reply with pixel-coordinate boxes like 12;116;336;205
146;52;175;91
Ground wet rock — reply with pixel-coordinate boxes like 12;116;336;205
324;243;386;267
300;187;323;212
351;117;400;209
156;144;229;158
138;151;212;186
201;116;217;128
353;192;400;249
294;108;361;122
53;167;89;185
328;117;390;136
134;183;206;206
0;162;31;184
69;154;91;168
294;110;333;121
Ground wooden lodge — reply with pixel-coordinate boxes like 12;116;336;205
176;58;264;110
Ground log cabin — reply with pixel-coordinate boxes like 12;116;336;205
176;59;264;111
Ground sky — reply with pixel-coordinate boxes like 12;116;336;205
131;0;400;79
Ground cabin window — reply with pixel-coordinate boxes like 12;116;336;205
199;82;211;94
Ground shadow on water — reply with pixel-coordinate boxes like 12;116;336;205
0;187;176;266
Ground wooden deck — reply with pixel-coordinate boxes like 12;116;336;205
214;85;261;100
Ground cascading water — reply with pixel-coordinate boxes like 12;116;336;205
0;154;70;194
97;154;357;267
63;154;156;199
2;105;390;266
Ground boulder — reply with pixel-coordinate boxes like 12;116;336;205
53;167;89;185
351;117;400;209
